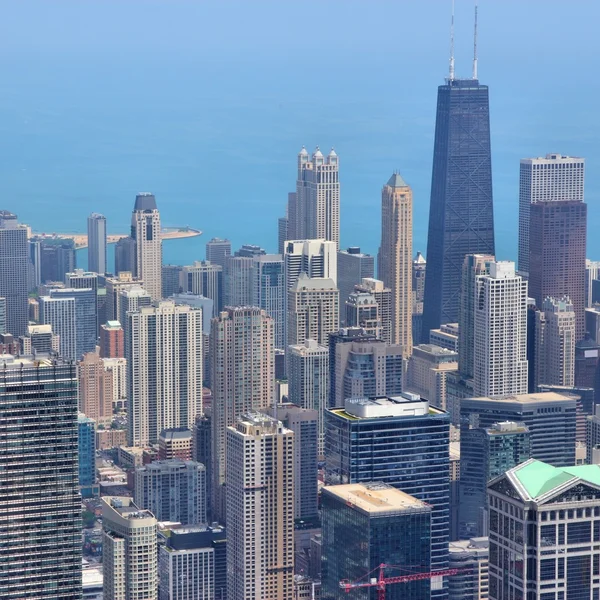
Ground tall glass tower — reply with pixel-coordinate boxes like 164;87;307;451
422;72;495;338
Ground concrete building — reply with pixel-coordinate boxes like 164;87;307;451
322;482;432;600
283;239;337;292
224;253;256;307
251;253;285;349
337;247;374;323
158;428;193;461
210;307;274;522
448;538;489;600
87;212;107;275
354;277;392;344
103;356;127;412
226;413;294;600
100;320;125;358
406;343;459;410
114;236;136;275
344;290;381;339
102;496;158;600
378;172;413;356
430;322;459;352
161;264;182;297
180;261;223;317
127;301;202;446
78;351;114;426
131;192;162;300
488;459;600;599
0;356;81;600
134;459;206;526
21;323;59;355
39;295;77;360
205;237;231;269
105;271;144;322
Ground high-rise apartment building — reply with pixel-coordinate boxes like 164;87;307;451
461;391;577;467
226;414;294;600
134;459;206;525
251;253;285;348
105;271;144;321
158;427;193;461
288;147;340;247
488;460;600;599
181;261;223;317
413;251;427;344
161;264;182;297
102;496;158;600
39;295;77;360
337;247;374;322
322;482;432;600
355;277;392;344
127;301;202;446
448;538;489;600
344;290;381;338
0;356;81;600
529;198;587;339
78;413;97;499
100;320;125;358
473;261;528;397
131;192;162;300
518;154;585;277
118;284;152;337
114;235;136;276
224;245;266;307
378;173;413;355
423;71;495;337
459;421;531;538
78;351;114;425
284;239;337;291
325;394;450;593
0;211;28;336
210;307;274;521
459;254;495;379
534;296;576;389
205;237;231;269
87;212;107;275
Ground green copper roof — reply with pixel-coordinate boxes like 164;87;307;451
512;460;600;500
387;173;408;188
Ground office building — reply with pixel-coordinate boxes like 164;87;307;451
279;210;289;255
0;211;28;336
226;413;294;600
131;192;162;300
158;525;227;600
406;343;459;410
458;254;494;378
322;482;432;600
127;301;202;446
586;306;600;343
529;197;587;340
39;295;77;360
378;172;413;355
181;261;223;317
37;237;77;285
100;320;124;358
534;296;576;389
0;356;81;600
430;322;459;352
102;496;157;600
461;391;577;467
87;213;107;275
586;259;600;308
79;413;97;498
134;459;206;526
21;323;59;355
488;459;600;599
205;237;231;269
158;427;193;461
78;351;114;425
355;277;392;344
518;154;585;277
288;339;329;456
473;261;528;397
448;538;489;600
114;235;136;275
210;307;274;522
161;264;182;297
575;336;600;399
288;274;339;348
344;290;381;339
288;146;340;247
65;268;99;329
337;247;374;322
325;394;450;590
423;70;495;337
459;421;531;538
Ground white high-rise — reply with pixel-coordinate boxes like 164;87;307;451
474;261;528;397
38;295;77;361
127;301;202;447
131;193;162;300
283;239;337;292
226;413;294;600
518;154;585;277
87;213;107;275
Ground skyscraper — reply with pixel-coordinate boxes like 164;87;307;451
127;301;202;446
78;351;114;425
87;212;107;275
65;268;99;331
105;271;144;321
210;307;274;522
226;414;294;600
205;237;231;269
337;247;374;322
448;538;489;600
412;251;427;344
251;254;285;349
529;198;587;339
100;320;125;358
181;261;223;317
378;172;413;355
355;277;392;344
473;261;528;397
39;295;77;360
518;154;585;277
131;192;162;300
161;264;182;297
114;235;136;275
344;290;381;338
586;259;600;308
78;413;97;499
423;57;495;337
289;146;340;247
0;355;81;600
118;284;152;339
284;239;337;291
0;211;28;336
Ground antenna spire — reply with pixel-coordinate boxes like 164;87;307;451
472;0;478;79
449;0;455;81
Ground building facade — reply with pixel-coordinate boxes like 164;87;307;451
205;237;231;269
355;277;392;344
39;295;77;360
87;212;107;275
337;247;374;323
181;261;223;317
78;351;114;425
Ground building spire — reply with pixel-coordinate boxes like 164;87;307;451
472;0;478;79
449;0;455;81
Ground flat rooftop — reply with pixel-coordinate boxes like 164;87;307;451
324;483;428;515
464;391;576;405
332;394;445;420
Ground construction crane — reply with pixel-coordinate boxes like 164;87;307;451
339;563;464;600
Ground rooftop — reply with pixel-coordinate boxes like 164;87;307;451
386;172;409;189
133;192;157;211
465;391;577;405
332;394;446;420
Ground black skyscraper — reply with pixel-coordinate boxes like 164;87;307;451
422;76;495;339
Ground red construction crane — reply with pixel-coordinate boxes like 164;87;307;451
339;563;464;600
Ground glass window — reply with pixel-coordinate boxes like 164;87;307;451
568;521;591;545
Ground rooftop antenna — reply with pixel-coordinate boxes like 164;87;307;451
449;0;455;81
472;0;478;79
